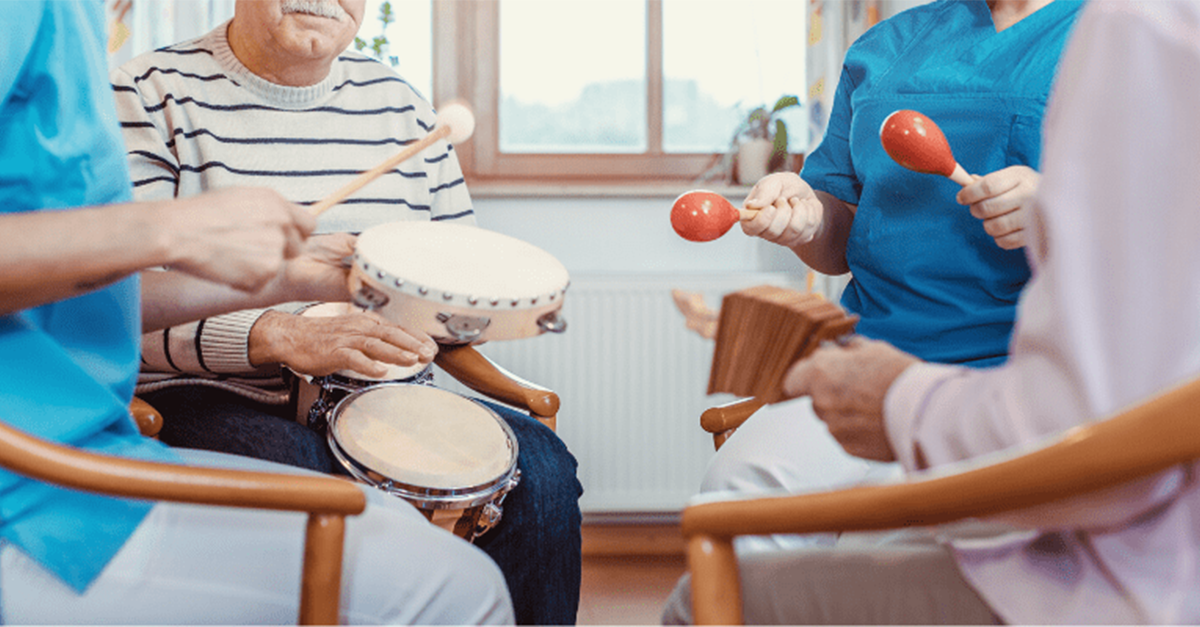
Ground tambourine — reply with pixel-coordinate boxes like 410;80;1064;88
348;222;569;344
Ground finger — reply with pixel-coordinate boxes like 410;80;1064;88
993;229;1025;250
743;176;782;210
740;202;777;237
957;171;1015;206
339;352;392;379
781;358;815;398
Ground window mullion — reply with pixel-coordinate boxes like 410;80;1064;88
646;0;663;156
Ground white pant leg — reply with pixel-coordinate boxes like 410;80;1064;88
0;450;514;625
699;397;904;552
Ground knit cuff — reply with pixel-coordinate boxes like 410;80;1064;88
197;309;269;373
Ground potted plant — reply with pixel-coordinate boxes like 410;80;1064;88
734;94;800;184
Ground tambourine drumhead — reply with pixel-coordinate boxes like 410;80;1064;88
329;384;515;490
355;222;568;303
299;302;426;381
349;222;569;343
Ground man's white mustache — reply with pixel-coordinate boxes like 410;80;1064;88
280;0;349;21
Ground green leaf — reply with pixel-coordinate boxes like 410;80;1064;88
771;94;800;114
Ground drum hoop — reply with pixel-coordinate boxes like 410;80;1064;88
318;365;433;390
352;254;569;312
327;382;520;509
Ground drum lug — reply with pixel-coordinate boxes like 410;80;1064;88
352;283;390;310
536;310;568;334
436;312;491;343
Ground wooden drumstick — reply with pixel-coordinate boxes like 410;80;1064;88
309;101;476;216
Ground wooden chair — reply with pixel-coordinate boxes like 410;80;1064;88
435;344;560;431
700;397;764;450
683;376;1200;625
0;415;366;625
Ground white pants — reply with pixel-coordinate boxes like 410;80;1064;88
699;397;905;552
0;450;514;625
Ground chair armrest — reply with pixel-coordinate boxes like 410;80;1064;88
700;398;765;450
683;376;1200;625
129;396;163;438
0;419;365;514
435;344;560;428
0;418;366;625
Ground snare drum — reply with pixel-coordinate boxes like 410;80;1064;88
348;222;570;344
327;383;521;541
290;302;432;430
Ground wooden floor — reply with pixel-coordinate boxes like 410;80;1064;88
578;522;688;625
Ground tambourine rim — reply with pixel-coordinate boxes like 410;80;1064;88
326;382;520;502
352;222;569;311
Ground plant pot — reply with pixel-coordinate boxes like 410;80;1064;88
736;138;772;185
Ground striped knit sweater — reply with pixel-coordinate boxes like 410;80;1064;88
111;21;474;387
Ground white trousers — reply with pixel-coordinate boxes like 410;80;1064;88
699;397;904;552
0;450;514;625
665;397;1003;624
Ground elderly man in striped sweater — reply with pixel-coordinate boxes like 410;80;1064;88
111;1;582;624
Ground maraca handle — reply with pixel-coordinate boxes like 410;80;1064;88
949;163;974;187
737;207;759;221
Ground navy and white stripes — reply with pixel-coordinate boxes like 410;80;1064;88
115;22;474;377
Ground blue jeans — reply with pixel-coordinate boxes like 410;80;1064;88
141;385;583;625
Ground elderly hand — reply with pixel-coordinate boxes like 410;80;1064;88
957;165;1040;250
273;232;358;302
782;336;919;462
164;187;315;292
740;172;824;249
249;309;437;377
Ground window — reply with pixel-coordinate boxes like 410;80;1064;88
434;0;806;184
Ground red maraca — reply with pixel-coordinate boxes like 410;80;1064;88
880;110;974;186
671;190;759;242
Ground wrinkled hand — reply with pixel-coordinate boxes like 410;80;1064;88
164;187;315;292
782;336;919;461
956;165;1040;250
272;233;357;302
740;172;824;249
249;309;437;377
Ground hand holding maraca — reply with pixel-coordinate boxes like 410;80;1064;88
741;172;825;249
670;174;822;248
881;110;1037;250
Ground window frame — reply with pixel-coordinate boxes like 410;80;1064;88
434;0;724;184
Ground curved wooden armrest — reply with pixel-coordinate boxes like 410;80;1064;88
435;344;560;429
0;419;366;625
683;376;1200;625
129;396;163;438
700;398;765;450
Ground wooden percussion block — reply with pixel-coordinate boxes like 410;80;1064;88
707;285;858;403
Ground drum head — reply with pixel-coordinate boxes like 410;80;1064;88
355;222;569;303
329;384;515;490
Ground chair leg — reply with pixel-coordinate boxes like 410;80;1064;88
300;513;347;625
687;534;743;625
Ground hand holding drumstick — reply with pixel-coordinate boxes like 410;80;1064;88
309;101;476;216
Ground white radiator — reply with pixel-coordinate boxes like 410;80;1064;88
434;272;810;513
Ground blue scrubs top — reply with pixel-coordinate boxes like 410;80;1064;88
803;0;1083;366
0;1;179;592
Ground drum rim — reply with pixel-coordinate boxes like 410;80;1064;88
326;382;520;509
